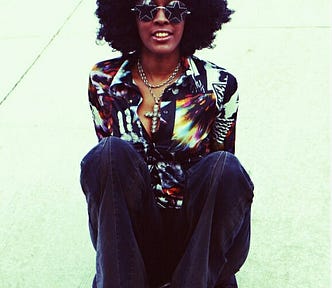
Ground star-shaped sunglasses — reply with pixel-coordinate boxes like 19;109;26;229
131;1;191;24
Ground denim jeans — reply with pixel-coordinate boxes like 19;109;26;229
80;137;254;288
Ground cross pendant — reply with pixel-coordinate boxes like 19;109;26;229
144;103;161;134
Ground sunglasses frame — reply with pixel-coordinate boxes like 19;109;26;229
131;1;191;24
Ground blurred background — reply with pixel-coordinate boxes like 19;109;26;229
0;0;330;287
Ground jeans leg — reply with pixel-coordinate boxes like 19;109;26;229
216;209;251;287
171;151;254;288
80;137;162;288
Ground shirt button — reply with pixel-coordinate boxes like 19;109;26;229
163;110;169;114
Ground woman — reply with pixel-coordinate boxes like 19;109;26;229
80;0;254;287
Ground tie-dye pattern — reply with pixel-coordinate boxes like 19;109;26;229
172;93;215;149
87;55;239;209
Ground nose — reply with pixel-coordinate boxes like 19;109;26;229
153;7;169;24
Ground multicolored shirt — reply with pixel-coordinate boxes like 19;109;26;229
88;55;239;209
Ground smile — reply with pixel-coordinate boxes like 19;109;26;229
153;32;171;38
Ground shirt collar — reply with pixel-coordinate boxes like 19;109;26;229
109;55;205;95
109;59;133;89
183;56;206;93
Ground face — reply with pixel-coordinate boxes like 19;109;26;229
132;0;190;57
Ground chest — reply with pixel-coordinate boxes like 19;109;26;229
105;84;216;149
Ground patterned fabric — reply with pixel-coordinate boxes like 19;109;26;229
88;55;239;209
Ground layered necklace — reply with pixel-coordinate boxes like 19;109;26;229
137;59;181;134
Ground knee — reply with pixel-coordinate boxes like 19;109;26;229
103;136;140;165
98;136;133;159
80;139;108;201
212;152;254;204
224;153;254;193
81;136;135;167
80;137;120;197
102;135;131;152
206;151;232;179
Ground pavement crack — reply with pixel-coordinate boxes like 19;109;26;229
0;0;85;107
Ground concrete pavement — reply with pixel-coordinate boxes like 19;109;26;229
0;0;330;287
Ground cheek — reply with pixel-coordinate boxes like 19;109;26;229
137;21;147;35
175;24;185;41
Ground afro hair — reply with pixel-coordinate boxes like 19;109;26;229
95;0;234;56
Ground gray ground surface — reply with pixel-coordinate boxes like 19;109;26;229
0;1;330;287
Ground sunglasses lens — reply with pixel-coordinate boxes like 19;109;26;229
132;1;189;23
132;4;156;22
165;1;190;23
166;8;181;24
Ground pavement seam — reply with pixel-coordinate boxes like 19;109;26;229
0;0;85;107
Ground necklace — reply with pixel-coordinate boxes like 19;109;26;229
137;59;181;134
137;59;181;89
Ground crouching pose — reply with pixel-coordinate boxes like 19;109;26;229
80;0;254;287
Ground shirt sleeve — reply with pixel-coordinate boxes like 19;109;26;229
88;66;114;141
210;72;239;154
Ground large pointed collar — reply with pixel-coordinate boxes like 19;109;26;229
109;55;206;95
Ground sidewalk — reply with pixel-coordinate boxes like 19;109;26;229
0;0;330;287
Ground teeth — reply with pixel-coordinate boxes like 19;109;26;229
155;32;169;38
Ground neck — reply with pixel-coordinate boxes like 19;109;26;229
139;51;181;81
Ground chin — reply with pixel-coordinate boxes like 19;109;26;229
146;45;180;57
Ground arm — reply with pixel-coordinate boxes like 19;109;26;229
88;65;115;141
210;73;239;154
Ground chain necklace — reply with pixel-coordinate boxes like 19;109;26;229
137;59;181;89
137;59;181;134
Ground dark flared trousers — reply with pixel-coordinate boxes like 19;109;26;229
80;137;254;288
